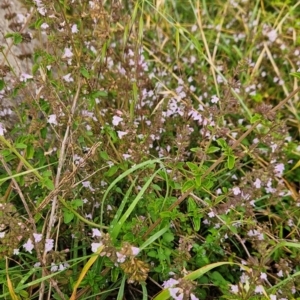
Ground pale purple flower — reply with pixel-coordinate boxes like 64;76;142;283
211;95;219;103
253;178;261;188
232;187;241;195
116;252;126;263
91;242;103;253
0;123;6;136
63;73;74;82
62;47;73;59
82;181;95;192
23;238;34;253
92;228;102;237
47;114;58;125
45;239;54;253
260;272;267;280
33;233;43;243
0;232;5;238
230;285;239;294
190;293;199;300
41;23;49;29
117;131;128;139
112;115;123;126
277;270;283;277
20;73;33;82
208;211;215;218
274;163;284;177
50;263;58;272
71;24;78;33
254;285;264;294
162;278;179;288
131;246;140;256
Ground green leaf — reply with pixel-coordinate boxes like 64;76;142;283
104;165;119;177
26;144;35;159
186;162;198;173
227;155;235;170
162;232;174;243
250;113;262;124
0;79;5;90
290;72;300;79
100;151;109;160
207;146;220;154
5;33;22;44
195;175;201;187
80;67;90;79
90;90;108;98
216;138;227;149
42;178;54;191
15;143;27;149
182;180;195;192
63;211;74;224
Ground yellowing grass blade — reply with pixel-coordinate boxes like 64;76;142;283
70;245;104;300
6;257;19;300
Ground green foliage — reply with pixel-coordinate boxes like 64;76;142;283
0;0;300;299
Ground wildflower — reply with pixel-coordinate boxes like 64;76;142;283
71;24;78;33
62;47;73;59
62;73;74;82
91;242;103;253
50;263;58;272
41;23;49;29
274;163;284;177
253;178;261;188
45;239;54;253
116;252;126;263
13;249;20;255
277;270;283;277
123;154;132;160
33;233;43;243
232;187;241;195
112;115;123;126
92;228;102;237
254;285;264;294
211;95;219;103
230;284;239;294
162;278;179;288
208;211;215;218
260;272;267;280
190;293;199;300
82;181;95;192
23;238;34;253
117;131;128;139
169;287;183;300
131;246;140;256
20;73;33;82
270;295;277;300
47;114;58;125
